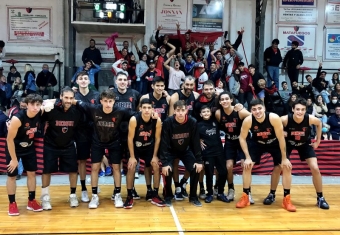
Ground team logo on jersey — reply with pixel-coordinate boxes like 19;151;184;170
25;123;30;127
222;117;225;120
254;126;258;130
135;141;142;147
62;127;68;133
129;97;134;103
139;125;144;130
178;139;184;145
112;117;116;122
26;7;32;13
162;104;167;109
91;99;95;104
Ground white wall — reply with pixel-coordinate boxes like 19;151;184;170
0;0;65;85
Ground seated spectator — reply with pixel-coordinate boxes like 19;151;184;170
276;81;292;104
248;64;266;101
329;72;339;90
328;105;340;140
7;66;21;84
300;75;315;101
327;95;339;116
306;97;315;115
36;64;57;99
314;95;328;127
71;60;100;90
287;94;297;114
10;78;24;107
331;83;340;100
0;75;12;108
23;64;37;95
312;63;329;103
0;106;7;137
291;81;301;96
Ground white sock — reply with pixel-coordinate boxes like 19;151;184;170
42;186;49;196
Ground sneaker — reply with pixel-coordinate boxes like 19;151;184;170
236;193;250;208
41;194;52;210
27;199;43;212
111;193;116;201
175;187;184;201
217;194;231;203
165;197;172;207
123;196;133;209
105;167;112;176
189;197;202;207
121;170;126;176
151;195;166;207
98;170;105;177
199;188;206;200
282;195;296;212
213;187;218;197
145;190;153;201
132;188;140;200
16;175;21;180
88;194;99;209
69;194;79;208
81;191;90;203
181;183;188;198
205;195;213;203
226;189;235;201
249;192;255;204
263;193;275;205
8;202;19;216
317;197;329;210
114;193;124;208
135;172;139;179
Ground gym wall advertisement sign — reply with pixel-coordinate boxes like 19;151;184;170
156;0;189;30
277;25;316;60
192;0;223;31
324;28;340;60
278;0;317;24
7;7;52;43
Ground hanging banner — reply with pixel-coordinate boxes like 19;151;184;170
277;25;316;59
7;7;51;42
280;0;316;6
156;0;188;30
192;0;223;31
324;28;340;60
326;3;340;24
278;7;317;24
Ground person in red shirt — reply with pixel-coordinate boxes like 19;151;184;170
238;62;254;108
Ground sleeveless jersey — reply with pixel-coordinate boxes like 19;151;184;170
113;88;140;110
251;112;278;145
177;90;195;116
149;92;169;122
134;113;157;150
285;113;311;146
219;109;242;142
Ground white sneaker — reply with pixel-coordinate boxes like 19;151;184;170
41;194;52;210
81;191;90;202
114;193;124;208
249;192;255;204
69;194;79;207
227;189;235;201
135;172;139;179
88;194;99;209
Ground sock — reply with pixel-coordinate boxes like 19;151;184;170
127;189;133;197
270;189;276;196
70;187;76;194
228;183;234;190
174;182;180;188
80;180;87;191
243;188;250;195
283;189;290;197
147;185;152;191
28;191;35;201
317;192;323;198
8;194;15;203
179;177;188;186
249;186;251;193
214;184;218;189
199;182;204;190
41;186;49;196
114;187;121;194
153;188;159;196
92;187;98;195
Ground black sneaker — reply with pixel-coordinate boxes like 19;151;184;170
263;193;275;205
181;183;188;198
199;188;206;200
317;197;329;209
132;188;140;200
189;197;202;207
165;197;172;207
175;187;184;201
217;194;231;203
205;195;213;203
145;190;153;201
123;196;133;209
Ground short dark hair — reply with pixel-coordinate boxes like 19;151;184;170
90;39;95;43
292;41;299;46
116;71;128;79
249;98;264;109
100;89;115;100
200;105;210;112
238;62;245;67
61;86;75;96
272;39;280;45
321;71;327;75
173;100;186;110
140;98;153;106
292;98;307;108
0;40;5;48
248;64;256;69
10;65;16;70
76;71;89;79
305;74;312;79
186;53;193;58
282;81;287;86
25;93;43;104
152;76;165;85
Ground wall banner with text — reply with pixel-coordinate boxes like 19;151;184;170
156;0;188;30
324;28;340;60
280;0;316;6
192;0;223;31
326;2;340;24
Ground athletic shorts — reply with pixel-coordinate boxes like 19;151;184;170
43;144;78;173
286;142;316;161
76;141;91;160
224;140;245;162
91;141;122;164
6;146;37;177
248;141;283;166
134;147;154;167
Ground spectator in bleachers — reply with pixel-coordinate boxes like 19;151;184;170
23;64;36;95
264;39;282;88
82;39;103;89
133;38;148;60
224;48;243;77
248;64;266;101
228;68;241;100
141;60;161;95
331;83;340;100
11;77;24;107
207;62;222;86
328;104;340;140
291;81;301;96
314;95;328;127
206;44;215;68
7;66;21;85
312;63;330;104
128;55;137;90
164;55;185;96
215;80;228;96
329;72;339;90
0;75;12;108
327;95;339;116
238;62;253;107
287;94;297;114
0;40;5;73
276;81;291;104
300;75;315;101
283;40;303;84
72;60;100;90
36;64;57;99
135;54;149;93
306;97;316;115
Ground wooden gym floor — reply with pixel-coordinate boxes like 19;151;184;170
0;184;339;235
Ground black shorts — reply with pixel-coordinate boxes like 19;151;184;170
91;141;121;164
43;144;78;173
248;141;283;166
135;147;154;167
76;141;91;160
224;140;245;162
6;146;37;177
287;142;316;161
169;151;196;172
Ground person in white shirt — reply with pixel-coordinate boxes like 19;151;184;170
163;55;185;96
197;63;208;93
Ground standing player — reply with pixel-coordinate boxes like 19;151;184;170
40;87;83;210
126;98;164;208
215;91;252;202
236;99;296;212
278;98;329;209
160;100;203;207
6;94;45;216
74;71;100;203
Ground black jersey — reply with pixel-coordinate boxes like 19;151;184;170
133;113;157;150
12;109;41;153
149;92;169;122
75;90;100;104
198;119;223;157
160;115;202;167
177;90;196;116
250;112;278;145
219;109;242;142
285;113;311;146
113;88;140;110
42;103;82;148
77;101;135;148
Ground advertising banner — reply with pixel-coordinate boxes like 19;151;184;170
324;28;340;60
156;0;188;30
192;0;223;31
